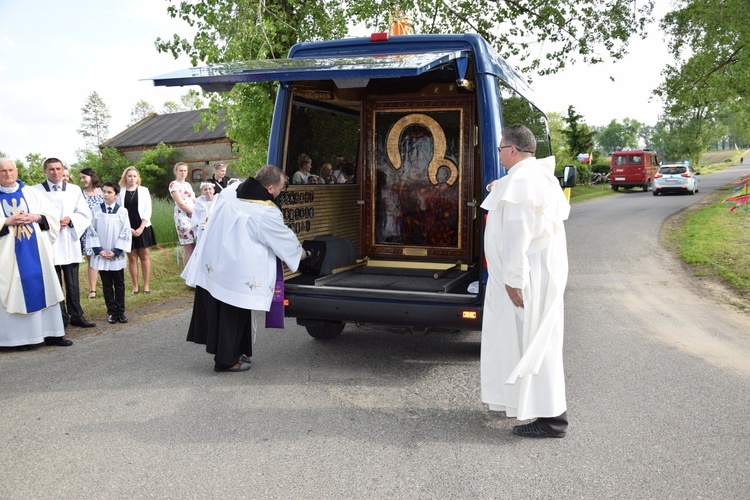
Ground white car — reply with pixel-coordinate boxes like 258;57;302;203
653;164;700;196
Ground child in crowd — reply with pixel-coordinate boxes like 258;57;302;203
86;182;132;324
191;182;216;242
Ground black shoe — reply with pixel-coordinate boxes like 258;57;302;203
44;336;73;347
108;314;117;324
117;314;128;324
69;317;96;328
512;421;566;439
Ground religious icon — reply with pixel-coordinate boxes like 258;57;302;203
374;110;461;247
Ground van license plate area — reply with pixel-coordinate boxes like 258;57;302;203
615;177;625;181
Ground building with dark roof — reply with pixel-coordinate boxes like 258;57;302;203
101;109;237;184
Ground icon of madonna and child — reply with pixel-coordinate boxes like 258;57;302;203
375;111;462;248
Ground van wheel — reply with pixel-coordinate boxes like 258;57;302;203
306;321;345;340
653;190;658;196
612;185;619;191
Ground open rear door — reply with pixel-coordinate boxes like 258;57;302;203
149;51;470;92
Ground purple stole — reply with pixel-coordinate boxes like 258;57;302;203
265;258;285;328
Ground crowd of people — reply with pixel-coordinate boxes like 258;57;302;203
0;158;232;350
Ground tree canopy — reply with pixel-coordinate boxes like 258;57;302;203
596;118;642;153
653;0;750;163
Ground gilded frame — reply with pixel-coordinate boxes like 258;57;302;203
363;98;474;261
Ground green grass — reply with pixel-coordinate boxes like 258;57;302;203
676;197;750;293
569;183;615;202
151;197;178;245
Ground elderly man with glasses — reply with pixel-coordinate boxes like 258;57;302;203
480;124;571;438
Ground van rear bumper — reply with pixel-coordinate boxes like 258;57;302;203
284;294;483;331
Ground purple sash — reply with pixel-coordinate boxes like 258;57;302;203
265;258;285;328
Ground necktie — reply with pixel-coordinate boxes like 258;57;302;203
52;184;59;191
107;207;113;214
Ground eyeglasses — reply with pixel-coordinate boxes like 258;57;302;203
498;145;516;152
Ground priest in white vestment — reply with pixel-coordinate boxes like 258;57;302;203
33;157;95;330
183;165;306;372
0;159;69;348
480;125;571;438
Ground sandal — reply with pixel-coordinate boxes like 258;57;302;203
88;291;96;300
131;289;139;295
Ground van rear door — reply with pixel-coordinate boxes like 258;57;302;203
151;50;470;90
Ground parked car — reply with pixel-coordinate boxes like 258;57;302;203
653;163;700;196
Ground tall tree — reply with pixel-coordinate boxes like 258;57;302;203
596;120;627;154
155;0;655;173
561;106;595;156
129;100;156;126
655;0;750;157
597;118;642;153
658;0;749;118
638;125;655;150
77;91;111;155
16;153;46;185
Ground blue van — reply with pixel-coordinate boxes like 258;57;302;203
152;33;560;339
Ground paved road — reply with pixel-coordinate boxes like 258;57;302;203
2;164;749;498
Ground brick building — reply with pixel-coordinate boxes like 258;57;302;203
100;109;237;186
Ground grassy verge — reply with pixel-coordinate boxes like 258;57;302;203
569;183;614;202
662;183;750;311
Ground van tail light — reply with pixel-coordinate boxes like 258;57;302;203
681;172;692;178
654;173;663;178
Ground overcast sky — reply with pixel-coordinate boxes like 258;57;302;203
0;0;673;165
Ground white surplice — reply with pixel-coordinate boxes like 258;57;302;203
181;183;302;312
85;204;132;271
480;156;570;420
32;181;92;265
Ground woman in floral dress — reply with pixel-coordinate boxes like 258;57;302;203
169;161;196;266
79;168;104;299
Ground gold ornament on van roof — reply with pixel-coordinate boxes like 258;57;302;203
389;8;414;35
